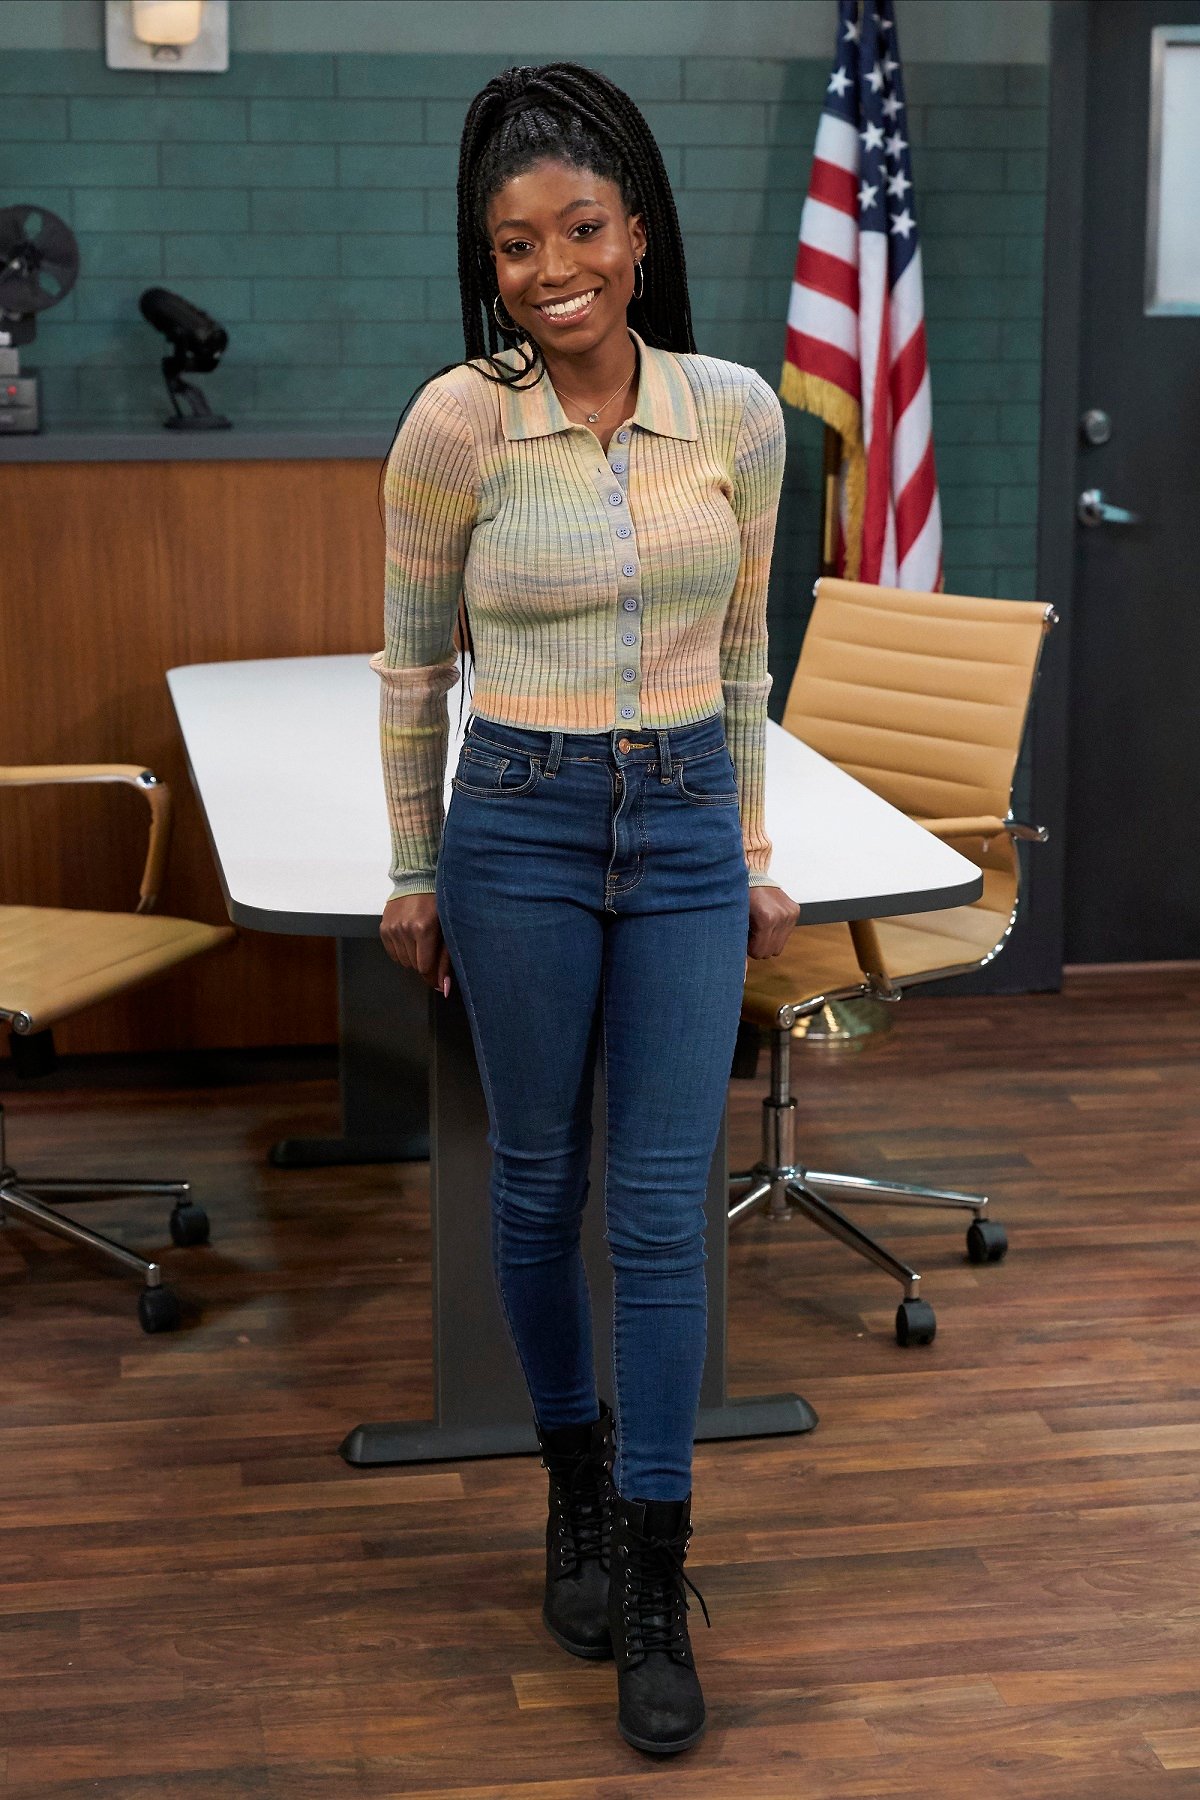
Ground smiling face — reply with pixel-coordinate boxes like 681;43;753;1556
485;157;646;358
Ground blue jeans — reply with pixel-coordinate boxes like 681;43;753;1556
435;709;750;1501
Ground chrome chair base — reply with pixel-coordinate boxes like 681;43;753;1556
729;1027;1008;1345
0;1105;208;1333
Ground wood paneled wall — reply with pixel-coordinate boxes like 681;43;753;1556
1;457;392;1054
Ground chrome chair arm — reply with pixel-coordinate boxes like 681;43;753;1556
0;763;173;913
913;813;1049;848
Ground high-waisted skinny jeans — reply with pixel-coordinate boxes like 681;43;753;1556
435;708;751;1502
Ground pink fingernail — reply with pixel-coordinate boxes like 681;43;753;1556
442;975;451;998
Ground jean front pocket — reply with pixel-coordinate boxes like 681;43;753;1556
451;741;542;799
673;746;739;805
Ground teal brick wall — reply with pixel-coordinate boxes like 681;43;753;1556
3;46;1047;688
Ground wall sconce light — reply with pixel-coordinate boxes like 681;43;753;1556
132;1;204;48
105;0;229;71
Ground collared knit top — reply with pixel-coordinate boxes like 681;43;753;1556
372;325;787;899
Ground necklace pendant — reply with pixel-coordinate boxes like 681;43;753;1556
586;410;599;423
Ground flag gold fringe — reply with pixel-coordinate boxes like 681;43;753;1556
778;363;866;581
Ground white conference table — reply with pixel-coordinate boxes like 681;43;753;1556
168;653;981;1465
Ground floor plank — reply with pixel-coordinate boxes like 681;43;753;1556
0;966;1197;1797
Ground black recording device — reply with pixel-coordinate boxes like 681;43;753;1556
138;285;232;430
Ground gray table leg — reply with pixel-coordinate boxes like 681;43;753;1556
270;938;430;1168
340;984;816;1465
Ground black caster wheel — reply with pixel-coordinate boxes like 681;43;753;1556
896;1299;936;1346
169;1202;210;1248
966;1219;1008;1264
138;1285;182;1334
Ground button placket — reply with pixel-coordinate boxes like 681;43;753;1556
590;423;642;728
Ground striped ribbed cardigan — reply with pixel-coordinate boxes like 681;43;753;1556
372;326;787;899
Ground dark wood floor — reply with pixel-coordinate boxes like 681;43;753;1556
1;967;1198;1798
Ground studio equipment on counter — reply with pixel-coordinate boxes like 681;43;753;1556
0;204;79;435
139;286;232;431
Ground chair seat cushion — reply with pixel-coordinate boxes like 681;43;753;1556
0;905;235;1034
871;862;1016;983
742;920;868;1029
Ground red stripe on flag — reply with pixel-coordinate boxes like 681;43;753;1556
894;439;937;567
807;157;858;218
890;320;928;421
785;325;860;402
794;242;859;312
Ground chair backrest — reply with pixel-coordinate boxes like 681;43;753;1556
783;578;1054;830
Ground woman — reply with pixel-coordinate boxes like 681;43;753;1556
374;61;799;1757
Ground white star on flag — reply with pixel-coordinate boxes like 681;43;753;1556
883;54;899;74
857;181;879;210
867;64;885;92
889;208;915;239
828;66;852;97
843;17;860;39
860;122;885;151
881;92;902;119
886;168;912;198
884;129;908;158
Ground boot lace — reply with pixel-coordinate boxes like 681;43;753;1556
624;1525;712;1652
545;1446;613;1576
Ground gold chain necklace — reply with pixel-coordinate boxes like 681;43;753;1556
551;356;637;425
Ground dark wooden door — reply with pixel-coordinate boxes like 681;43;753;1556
1065;0;1200;961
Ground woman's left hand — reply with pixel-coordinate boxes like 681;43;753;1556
747;884;801;960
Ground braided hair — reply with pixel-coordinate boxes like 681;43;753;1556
377;61;696;702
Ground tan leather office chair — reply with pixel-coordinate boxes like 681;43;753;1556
0;763;235;1331
731;578;1057;1345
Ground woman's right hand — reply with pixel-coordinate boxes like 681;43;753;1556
380;893;453;997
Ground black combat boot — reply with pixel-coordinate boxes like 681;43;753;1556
608;1490;711;1754
535;1399;616;1659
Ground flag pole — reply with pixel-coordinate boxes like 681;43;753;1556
819;425;841;576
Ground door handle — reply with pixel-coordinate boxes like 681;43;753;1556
1077;487;1141;527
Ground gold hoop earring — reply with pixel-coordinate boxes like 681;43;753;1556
492;292;519;335
632;260;644;302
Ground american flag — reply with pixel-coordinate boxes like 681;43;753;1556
779;0;942;590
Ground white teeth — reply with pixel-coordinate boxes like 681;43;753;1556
540;290;596;318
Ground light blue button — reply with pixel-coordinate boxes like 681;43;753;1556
621;562;636;577
617;431;629;442
608;492;623;506
611;460;626;474
616;524;632;539
622;597;638;611
621;667;636;681
622;631;636;646
620;705;635;719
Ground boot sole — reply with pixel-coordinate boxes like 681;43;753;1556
542;1610;614;1660
619;1717;706;1755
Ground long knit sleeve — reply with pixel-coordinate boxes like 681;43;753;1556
371;380;479;899
720;369;786;887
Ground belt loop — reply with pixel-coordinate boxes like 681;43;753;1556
656;726;672;783
545;730;563;778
